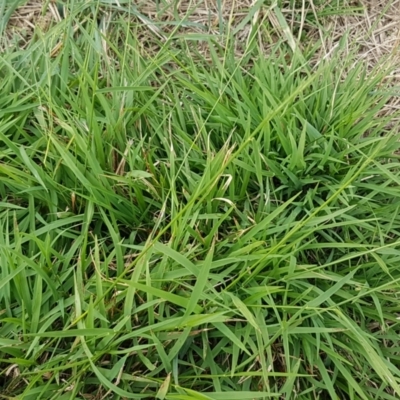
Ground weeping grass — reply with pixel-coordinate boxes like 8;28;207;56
1;4;400;400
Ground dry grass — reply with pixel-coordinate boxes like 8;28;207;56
2;0;57;48
3;0;400;110
320;0;400;118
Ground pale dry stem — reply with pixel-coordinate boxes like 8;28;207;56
3;1;400;115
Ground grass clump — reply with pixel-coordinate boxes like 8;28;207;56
1;5;400;400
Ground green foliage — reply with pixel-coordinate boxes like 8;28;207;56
1;2;400;399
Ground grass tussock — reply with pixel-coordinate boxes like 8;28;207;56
1;2;400;400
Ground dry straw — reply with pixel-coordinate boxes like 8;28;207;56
4;0;400;113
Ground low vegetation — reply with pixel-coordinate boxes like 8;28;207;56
1;2;400;399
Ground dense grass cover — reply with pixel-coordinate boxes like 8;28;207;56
1;5;400;400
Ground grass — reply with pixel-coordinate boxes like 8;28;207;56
1;1;400;399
